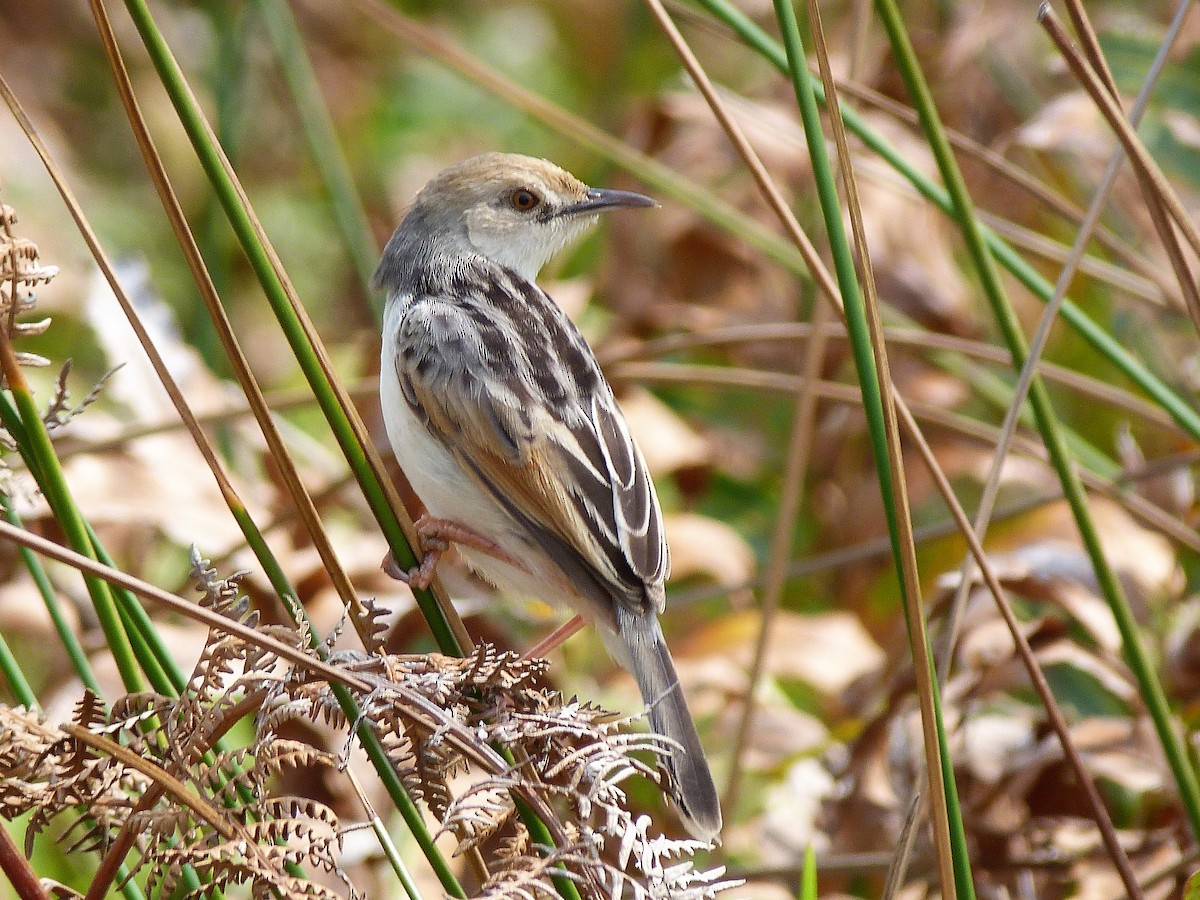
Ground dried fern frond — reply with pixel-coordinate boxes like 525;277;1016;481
280;646;738;896
0;195;60;496
0;199;54;367
350;595;391;655
0;551;735;898
43;361;122;434
0;693;357;898
0;703;68;819
476;824;739;900
0;551;358;898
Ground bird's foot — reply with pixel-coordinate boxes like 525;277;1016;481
381;536;447;590
381;515;526;589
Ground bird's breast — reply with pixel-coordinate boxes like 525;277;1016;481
381;300;489;524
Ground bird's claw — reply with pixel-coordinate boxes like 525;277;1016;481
381;540;445;590
380;515;523;590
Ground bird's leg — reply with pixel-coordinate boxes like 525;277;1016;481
382;515;528;590
384;517;588;657
522;614;587;660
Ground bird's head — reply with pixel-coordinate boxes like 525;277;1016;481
400;153;656;281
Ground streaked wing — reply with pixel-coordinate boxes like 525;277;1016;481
393;273;668;619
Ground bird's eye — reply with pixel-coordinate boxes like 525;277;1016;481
509;188;541;212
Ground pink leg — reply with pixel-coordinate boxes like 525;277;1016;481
522;614;587;660
380;516;584;658
381;515;529;590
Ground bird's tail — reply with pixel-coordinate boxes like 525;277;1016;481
609;607;722;841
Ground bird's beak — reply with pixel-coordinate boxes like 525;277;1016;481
556;187;658;218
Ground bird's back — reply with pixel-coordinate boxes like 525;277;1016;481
384;255;669;627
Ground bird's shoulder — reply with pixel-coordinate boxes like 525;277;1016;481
393;259;606;413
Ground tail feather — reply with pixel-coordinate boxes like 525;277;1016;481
611;608;722;841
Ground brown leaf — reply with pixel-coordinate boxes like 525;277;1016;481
664;513;756;587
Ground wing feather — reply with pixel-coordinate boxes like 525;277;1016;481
393;281;668;619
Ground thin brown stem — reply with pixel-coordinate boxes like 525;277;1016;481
668;7;1168;298
1040;7;1200;266
937;0;1192;694
50;380;379;462
641;0;850;826
807;2;962;893
616;360;1200;553
639;1;960;884
972;212;1165;306
603;322;1178;432
0;819;48;900
622;11;1191;883
882;792;923;900
1054;0;1200;340
0;515;369;690
710;85;1168;307
724;303;835;813
670;448;1200;610
894;403;1145;900
1061;0;1121;101
828;78;1163;291
84;0;368;631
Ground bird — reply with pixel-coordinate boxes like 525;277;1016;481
374;152;721;840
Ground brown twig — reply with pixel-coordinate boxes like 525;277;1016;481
49;380;379;462
894;400;1146;900
805;1;963;893
724;301;835;814
611;100;1160;872
882;791;923;900
670;447;1200;610
616;359;1200;553
827;79;1165;294
603;322;1179;431
1039;7;1200;266
936;0;1194;688
0;819;48;900
668;0;1171;301
1052;0;1200;339
638;0;963;888
643;0;836;822
1061;0;1121;100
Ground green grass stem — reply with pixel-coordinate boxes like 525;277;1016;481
120;0;463;661
690;0;1200;444
2;498;100;696
870;0;1200;842
771;2;972;895
254;0;380;305
0;388;143;695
